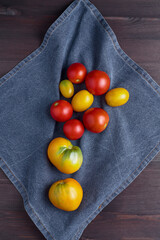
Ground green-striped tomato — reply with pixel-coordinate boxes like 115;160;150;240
49;178;83;211
47;137;83;174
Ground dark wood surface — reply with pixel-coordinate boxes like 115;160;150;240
0;0;160;239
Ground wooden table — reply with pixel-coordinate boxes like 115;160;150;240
0;0;160;239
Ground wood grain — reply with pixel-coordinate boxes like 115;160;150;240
0;210;45;240
1;158;160;240
0;0;160;17
0;16;160;84
0;0;160;240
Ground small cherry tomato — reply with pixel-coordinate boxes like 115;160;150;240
71;90;94;112
50;100;73;122
85;70;110;95
59;80;74;98
105;88;129;107
83;108;109;133
63;119;84;140
67;63;87;84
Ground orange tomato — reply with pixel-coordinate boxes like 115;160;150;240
105;88;129;107
71;90;94;112
49;178;83;211
47;137;83;174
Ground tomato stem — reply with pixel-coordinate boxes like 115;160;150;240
75;79;80;82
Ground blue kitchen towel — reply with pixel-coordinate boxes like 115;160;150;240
0;0;160;239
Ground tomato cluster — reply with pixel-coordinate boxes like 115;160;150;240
48;63;130;211
50;62;129;140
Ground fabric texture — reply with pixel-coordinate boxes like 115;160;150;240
0;0;160;239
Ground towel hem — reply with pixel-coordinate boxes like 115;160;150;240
0;142;160;240
0;0;81;87
83;0;160;95
0;0;160;239
72;142;160;240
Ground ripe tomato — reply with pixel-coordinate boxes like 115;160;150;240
47;137;83;174
50;100;73;122
71;90;94;112
67;63;87;84
105;88;129;107
83;108;109;133
49;178;83;211
59;80;74;98
85;70;110;95
63;119;84;140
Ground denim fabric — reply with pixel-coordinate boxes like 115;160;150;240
0;0;160;239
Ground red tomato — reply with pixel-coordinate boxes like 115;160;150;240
50;100;73;122
83;108;109;133
67;63;87;84
63;119;84;140
85;70;110;95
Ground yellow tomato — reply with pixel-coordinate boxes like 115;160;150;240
47;137;83;174
49;178;83;211
71;90;94;112
59;80;74;98
105;88;129;107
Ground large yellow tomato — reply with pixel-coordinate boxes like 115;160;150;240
47;137;83;174
59;80;74;98
49;178;83;211
71;90;94;112
105;88;129;107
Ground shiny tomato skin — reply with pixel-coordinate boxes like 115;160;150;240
105;88;129;107
63;119;84;140
67;63;87;84
49;178;83;211
85;70;110;95
59;80;74;98
47;137;83;174
50;100;73;122
83;108;109;133
71;90;94;112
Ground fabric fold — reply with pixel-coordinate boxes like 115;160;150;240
0;0;160;240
